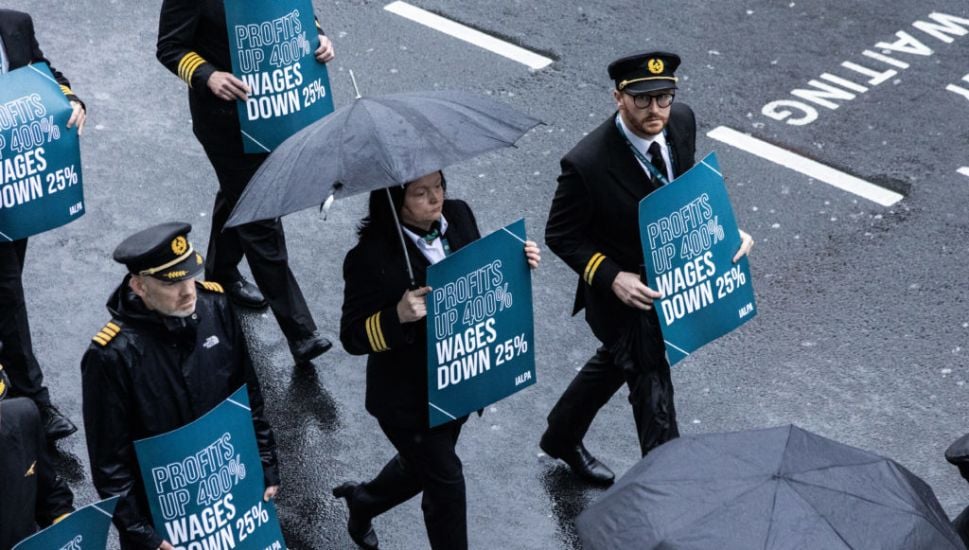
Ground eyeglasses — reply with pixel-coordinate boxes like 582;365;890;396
627;92;675;109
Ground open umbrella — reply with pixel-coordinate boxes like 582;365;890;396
576;424;964;550
225;87;541;229
225;80;541;285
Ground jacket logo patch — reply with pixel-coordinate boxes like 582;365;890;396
25;461;36;477
203;335;220;349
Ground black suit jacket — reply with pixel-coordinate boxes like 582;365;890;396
0;9;81;104
545;104;697;346
156;0;325;155
341;200;481;430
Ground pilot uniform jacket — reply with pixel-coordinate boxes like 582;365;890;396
340;200;481;430
156;0;324;155
0;9;81;103
0;9;82;411
0;397;74;550
545;103;696;347
81;280;279;550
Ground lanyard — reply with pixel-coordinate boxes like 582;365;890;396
614;115;673;186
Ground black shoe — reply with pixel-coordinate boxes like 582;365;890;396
540;432;615;486
332;482;379;550
290;332;332;364
41;405;78;441
225;279;268;309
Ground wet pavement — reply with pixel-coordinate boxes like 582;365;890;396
7;0;969;548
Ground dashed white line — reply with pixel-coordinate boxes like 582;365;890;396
958;167;969;178
384;1;553;70
707;126;904;207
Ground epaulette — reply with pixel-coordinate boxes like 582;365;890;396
92;321;122;347
200;281;224;293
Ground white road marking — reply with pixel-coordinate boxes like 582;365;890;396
384;1;553;70
707;126;904;207
959;167;969;178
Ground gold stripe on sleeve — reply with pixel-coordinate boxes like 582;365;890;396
583;253;603;285
373;311;388;351
586;254;607;285
365;314;379;352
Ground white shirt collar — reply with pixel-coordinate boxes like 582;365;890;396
616;113;673;181
401;215;450;265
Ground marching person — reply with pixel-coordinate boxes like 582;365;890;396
81;222;280;550
0;378;75;549
155;1;335;364
540;52;754;484
0;8;86;441
334;172;541;550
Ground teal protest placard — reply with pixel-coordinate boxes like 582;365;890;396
13;496;119;550
224;0;335;154
134;387;285;550
0;63;84;242
638;152;756;366
426;219;536;428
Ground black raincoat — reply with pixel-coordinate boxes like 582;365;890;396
81;277;279;549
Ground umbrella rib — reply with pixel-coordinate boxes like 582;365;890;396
780;479;857;549
785;476;951;522
360;101;403;183
652;478;775;544
762;477;781;550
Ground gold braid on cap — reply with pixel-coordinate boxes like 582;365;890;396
618;76;678;90
139;244;195;276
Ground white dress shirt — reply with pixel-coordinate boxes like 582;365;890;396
401;215;450;265
617;114;674;182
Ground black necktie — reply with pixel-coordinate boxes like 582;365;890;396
648;141;669;184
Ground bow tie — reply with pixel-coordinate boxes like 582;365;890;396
404;221;443;244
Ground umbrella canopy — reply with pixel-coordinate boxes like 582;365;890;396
225;90;542;227
576;425;964;550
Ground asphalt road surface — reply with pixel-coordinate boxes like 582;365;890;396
7;0;969;548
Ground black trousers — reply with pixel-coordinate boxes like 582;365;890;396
350;419;467;550
546;346;678;456
0;239;50;407
202;150;316;343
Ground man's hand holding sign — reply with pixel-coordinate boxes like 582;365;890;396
612;229;752;311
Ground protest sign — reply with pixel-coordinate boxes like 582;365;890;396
224;0;335;153
0;63;84;241
13;496;119;550
426;219;536;428
639;152;756;366
134;387;285;550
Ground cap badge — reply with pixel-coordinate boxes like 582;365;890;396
647;58;665;74
171;236;188;255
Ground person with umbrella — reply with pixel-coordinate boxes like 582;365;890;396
333;171;541;550
540;51;754;484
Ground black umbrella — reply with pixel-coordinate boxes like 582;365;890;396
225;87;542;229
576;425;964;550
